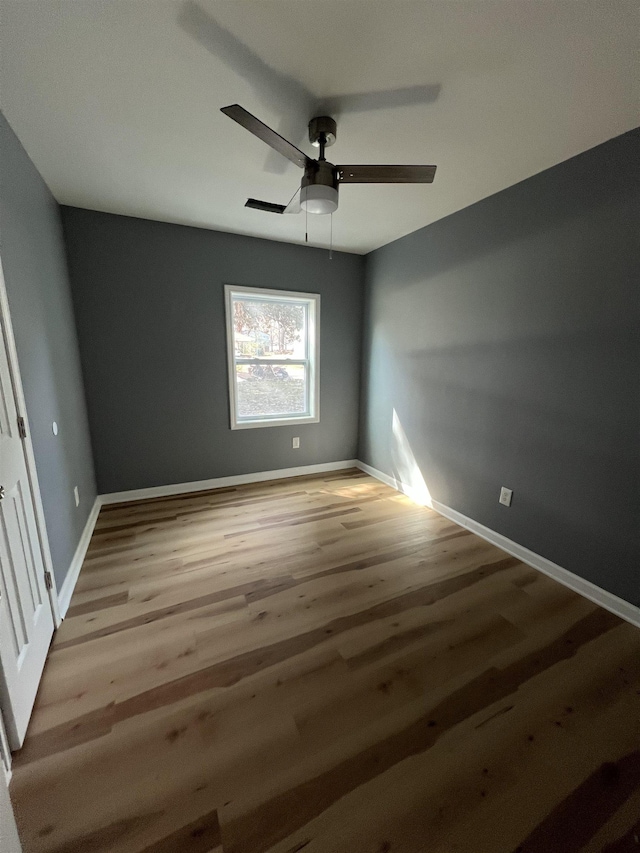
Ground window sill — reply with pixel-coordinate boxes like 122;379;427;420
230;414;320;430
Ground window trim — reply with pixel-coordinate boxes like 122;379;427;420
224;285;320;430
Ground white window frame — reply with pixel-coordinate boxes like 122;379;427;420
224;285;320;430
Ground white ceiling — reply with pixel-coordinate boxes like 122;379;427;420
0;1;637;255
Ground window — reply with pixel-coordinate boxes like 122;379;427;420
225;285;320;429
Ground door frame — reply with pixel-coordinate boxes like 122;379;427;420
0;256;61;630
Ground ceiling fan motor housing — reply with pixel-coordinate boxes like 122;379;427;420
301;160;339;214
308;116;337;148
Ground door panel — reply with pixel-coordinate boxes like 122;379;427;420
0;313;54;749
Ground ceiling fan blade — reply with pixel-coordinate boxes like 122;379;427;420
283;187;301;214
336;165;437;183
221;104;311;170
245;186;302;215
245;198;287;214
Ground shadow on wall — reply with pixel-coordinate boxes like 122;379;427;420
398;330;638;519
370;132;639;293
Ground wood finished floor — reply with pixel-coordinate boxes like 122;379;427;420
10;469;640;853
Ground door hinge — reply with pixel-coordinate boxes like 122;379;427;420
44;571;53;591
17;416;27;439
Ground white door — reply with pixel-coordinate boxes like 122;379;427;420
0;308;54;750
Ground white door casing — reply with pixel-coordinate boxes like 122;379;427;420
0;259;57;750
0;709;11;783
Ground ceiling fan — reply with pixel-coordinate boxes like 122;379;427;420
221;104;437;216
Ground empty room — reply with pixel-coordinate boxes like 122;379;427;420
0;2;638;851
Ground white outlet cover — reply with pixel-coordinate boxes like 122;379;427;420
292;437;300;449
74;486;79;507
499;487;513;507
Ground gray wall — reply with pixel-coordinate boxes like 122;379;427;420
61;208;364;494
360;128;640;605
0;113;96;589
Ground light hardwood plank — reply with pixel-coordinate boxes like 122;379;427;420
9;470;640;853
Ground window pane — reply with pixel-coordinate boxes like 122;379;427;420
236;363;308;420
232;297;307;359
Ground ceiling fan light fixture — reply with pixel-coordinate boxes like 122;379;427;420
300;184;338;215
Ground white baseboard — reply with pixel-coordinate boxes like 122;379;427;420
57;497;102;618
356;460;425;502
100;460;360;506
356;460;640;630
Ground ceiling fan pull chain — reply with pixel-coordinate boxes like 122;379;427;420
305;205;308;243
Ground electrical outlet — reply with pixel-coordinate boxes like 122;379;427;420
74;486;79;507
292;437;300;449
499;487;513;507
